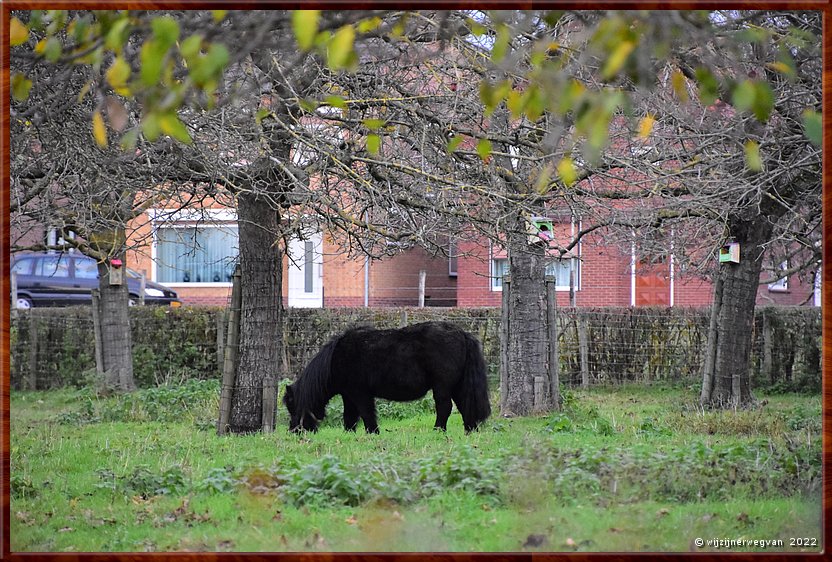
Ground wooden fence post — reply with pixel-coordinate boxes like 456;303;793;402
761;311;773;384
399;309;408;328
216;310;227;375
11;271;18;314
90;289;105;377
26;312;38;391
578;315;590;388
218;264;242;436
545;275;560;410
499;274;510;412
261;384;276;434
418;270;426;307
139;271;147;306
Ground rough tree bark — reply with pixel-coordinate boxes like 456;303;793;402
701;219;773;408
93;241;135;392
501;210;550;416
228;191;284;433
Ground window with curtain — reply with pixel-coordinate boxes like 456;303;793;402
156;226;239;284
491;257;579;290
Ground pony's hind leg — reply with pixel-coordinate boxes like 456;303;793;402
352;395;379;434
433;390;453;431
342;397;360;432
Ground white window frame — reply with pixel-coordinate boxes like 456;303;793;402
150;208;239;287
767;261;789;292
490;256;580;292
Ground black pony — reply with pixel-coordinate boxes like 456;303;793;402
283;321;491;434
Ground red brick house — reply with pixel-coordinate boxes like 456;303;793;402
455;215;819;309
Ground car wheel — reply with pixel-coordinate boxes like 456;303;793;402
16;296;33;310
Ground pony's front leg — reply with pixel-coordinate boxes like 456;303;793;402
433;390;453;432
342;397;360;432
356;396;379;434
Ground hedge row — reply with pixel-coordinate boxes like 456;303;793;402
10;305;820;391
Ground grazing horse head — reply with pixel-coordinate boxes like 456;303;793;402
283;383;325;433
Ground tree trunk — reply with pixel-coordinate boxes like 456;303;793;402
501;211;550;416
95;251;135;392
701;221;771;408
228;192;283;433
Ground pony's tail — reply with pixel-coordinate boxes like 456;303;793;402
458;333;492;432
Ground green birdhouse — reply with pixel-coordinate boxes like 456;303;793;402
719;242;740;264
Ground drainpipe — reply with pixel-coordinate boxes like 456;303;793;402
364;256;370;307
630;240;636;307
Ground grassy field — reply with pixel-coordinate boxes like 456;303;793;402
10;381;822;552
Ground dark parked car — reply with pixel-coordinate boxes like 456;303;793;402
11;252;180;309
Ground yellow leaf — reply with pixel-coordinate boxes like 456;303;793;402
105;57;131;90
638;114;655;139
293;10;320;51
212;10;228;23
557;157;578;186
92;111;108;148
671;70;689;103
602;40;635;79
328;25;356;70
744;140;763;172
10;17;29;47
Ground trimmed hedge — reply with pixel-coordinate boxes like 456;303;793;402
10;305;820;391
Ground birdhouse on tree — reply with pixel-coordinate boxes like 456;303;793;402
109;258;124;285
528;217;554;245
719;242;740;264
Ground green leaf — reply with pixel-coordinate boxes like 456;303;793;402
751;82;774;122
11;73;32;102
142;113;161;141
293;10;320;51
362;119;386;131
298;98;319;113
357;17;382;33
325;95;347;109
732;80;756;113
160;113;192;144
190;43;229;85
506;89;524;119
491;24;511;62
366;134;380;155
744;140;763;172
105;18;130;53
476;138;492;161
212;10;228;23
151;16;179;50
557;157;578;186
802;110;821;147
10;17;29;46
255;108;272;124
466;17;486;37
35;36;62;62
524;86;545;122
180;34;203;62
446;135;464;154
327;25;356;70
119;129;140;151
140;39;165;86
695;67;720;106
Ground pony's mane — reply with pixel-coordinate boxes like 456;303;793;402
293;334;340;414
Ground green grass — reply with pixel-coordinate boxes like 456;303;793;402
11;382;822;552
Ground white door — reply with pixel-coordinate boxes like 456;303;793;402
287;232;323;307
